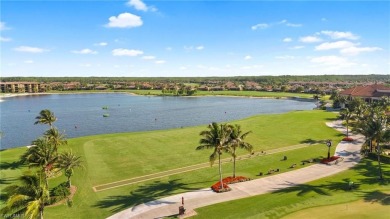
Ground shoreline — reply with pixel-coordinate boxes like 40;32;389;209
0;91;314;101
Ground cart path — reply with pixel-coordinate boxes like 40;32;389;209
93;143;314;192
107;120;365;219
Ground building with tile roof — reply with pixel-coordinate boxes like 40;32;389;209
340;84;390;102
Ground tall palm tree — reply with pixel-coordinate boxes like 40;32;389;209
228;124;253;178
43;127;67;150
365;109;389;180
1;173;49;219
21;138;58;187
55;151;83;187
34;109;57;128
196;122;232;190
340;108;353;137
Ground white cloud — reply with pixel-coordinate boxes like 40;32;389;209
155;60;166;64
14;46;49;53
142;56;156;60
310;56;354;66
112;48;144;56
196;45;204;50
253;20;302;30
0;22;9;31
251;23;269;30
0;36;12;42
126;0;157;12
244;55;252;60
24;60;34;64
275;55;295;60
289;46;305;50
184;45;204;51
315;41;356;50
127;0;147;11
72;48;98;54
340;46;382;56
299;36;322;43
94;42;108;46
321;30;359;40
106;13;143;28
283;38;292;42
281;20;302;27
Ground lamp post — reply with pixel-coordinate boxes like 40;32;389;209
326;140;332;159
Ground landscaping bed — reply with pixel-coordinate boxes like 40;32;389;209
211;176;251;193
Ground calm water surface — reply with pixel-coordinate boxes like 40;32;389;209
0;93;315;149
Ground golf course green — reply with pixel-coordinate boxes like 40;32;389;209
1;110;388;218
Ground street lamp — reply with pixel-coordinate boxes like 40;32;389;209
326;140;332;159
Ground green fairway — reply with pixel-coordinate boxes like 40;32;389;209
0;110;342;218
192;158;390;219
283;198;390;219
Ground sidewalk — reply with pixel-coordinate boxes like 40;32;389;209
108;120;364;219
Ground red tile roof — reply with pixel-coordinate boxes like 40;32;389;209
340;84;390;97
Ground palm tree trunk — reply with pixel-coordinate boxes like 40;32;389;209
218;151;223;190
68;176;71;187
346;121;349;137
370;140;373;152
40;206;44;219
233;154;236;178
377;142;383;180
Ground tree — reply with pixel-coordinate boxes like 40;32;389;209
21;138;58;187
43;128;67;150
1;173;49;219
55;151;83;187
340;108;353;137
228;124;253;178
34;109;57;128
364;109;389;180
196;122;232;190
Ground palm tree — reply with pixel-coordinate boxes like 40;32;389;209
21;138;58;187
196;122;232;190
365;109;389;180
55;151;83;187
34;109;57;128
340;108;353;137
228;124;253;178
43;127;67;150
1;173;49;219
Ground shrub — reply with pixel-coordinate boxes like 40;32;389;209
51;182;70;203
211;176;250;192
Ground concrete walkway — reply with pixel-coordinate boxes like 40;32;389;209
108;121;364;219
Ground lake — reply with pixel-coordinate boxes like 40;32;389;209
0;93;316;149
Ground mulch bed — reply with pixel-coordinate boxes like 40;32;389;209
211;176;250;193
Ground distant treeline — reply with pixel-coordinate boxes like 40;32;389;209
2;75;389;84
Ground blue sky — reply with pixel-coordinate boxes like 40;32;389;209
1;0;389;77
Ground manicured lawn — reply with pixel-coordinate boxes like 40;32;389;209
193;158;390;219
283;198;390;219
0;110;340;218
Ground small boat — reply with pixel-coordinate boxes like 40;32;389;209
103;114;110;117
102;106;109;110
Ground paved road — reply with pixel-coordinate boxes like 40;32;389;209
108;120;364;219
